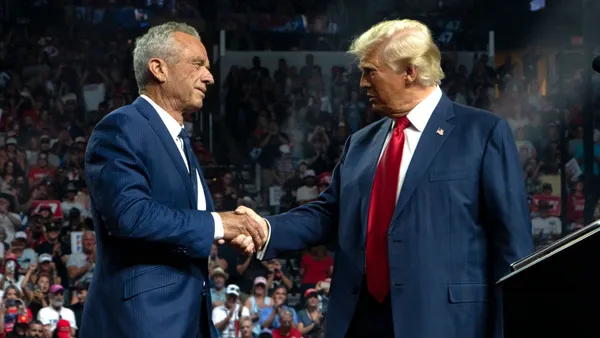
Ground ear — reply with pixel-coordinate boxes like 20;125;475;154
148;58;168;83
405;65;418;85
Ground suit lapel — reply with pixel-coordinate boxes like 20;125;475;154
391;95;455;224
132;97;196;207
360;118;393;243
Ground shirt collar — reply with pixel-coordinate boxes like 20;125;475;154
404;86;443;132
140;95;183;140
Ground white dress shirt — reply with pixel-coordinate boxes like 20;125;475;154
380;86;442;198
257;86;442;259
141;95;224;239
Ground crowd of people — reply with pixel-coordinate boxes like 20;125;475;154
0;2;596;338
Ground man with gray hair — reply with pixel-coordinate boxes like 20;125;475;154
272;309;302;338
81;22;266;338
238;19;533;338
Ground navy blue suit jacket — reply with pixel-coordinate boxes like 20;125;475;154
81;97;218;338
263;94;533;338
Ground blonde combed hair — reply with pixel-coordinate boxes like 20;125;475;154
348;19;445;86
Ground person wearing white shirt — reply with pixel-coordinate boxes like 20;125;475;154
236;19;532;338
37;284;77;335
212;284;250;338
80;22;266;338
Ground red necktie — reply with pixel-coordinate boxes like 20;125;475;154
366;116;410;302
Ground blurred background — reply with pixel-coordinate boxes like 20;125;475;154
0;0;598;337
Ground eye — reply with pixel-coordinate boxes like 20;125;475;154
362;68;375;77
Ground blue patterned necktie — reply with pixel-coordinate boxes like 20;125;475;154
178;129;199;206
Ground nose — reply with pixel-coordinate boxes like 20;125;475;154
203;69;215;85
359;72;370;89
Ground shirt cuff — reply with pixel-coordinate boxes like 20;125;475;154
211;212;224;240
256;218;271;260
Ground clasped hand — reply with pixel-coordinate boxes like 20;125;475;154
217;206;267;255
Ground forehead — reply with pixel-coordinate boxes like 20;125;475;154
358;45;383;69
174;32;209;63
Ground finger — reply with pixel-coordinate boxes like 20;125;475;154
217;239;225;245
230;234;246;247
238;207;264;238
242;236;255;255
234;206;248;215
244;216;263;248
242;235;254;250
245;209;267;244
257;219;267;244
246;216;266;248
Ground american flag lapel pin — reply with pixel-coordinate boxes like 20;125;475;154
436;128;444;136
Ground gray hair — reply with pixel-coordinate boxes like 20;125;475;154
132;22;201;93
278;308;294;318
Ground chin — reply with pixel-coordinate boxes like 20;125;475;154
188;99;204;111
370;103;385;114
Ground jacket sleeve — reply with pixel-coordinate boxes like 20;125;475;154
481;119;533;281
84;112;214;259
258;135;352;260
481;119;534;338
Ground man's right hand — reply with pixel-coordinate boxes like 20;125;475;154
219;211;266;251
233;206;268;243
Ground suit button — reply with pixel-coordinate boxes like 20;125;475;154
173;247;187;255
352;286;359;295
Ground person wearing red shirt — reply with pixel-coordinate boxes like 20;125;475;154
567;181;585;225
300;246;333;293
27;152;56;187
272;309;302;338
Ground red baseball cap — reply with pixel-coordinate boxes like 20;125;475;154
56;319;71;338
304;288;318;298
4;253;17;261
318;172;332;186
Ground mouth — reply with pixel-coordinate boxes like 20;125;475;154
196;88;206;97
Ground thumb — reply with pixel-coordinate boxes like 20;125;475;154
217;239;225;245
235;206;248;214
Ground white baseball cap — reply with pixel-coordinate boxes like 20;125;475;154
226;284;240;296
38;253;52;263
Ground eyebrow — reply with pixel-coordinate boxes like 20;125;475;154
359;63;375;71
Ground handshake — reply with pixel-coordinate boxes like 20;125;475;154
217;206;267;255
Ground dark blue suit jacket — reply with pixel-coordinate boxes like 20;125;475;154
263;94;533;338
81;97;218;338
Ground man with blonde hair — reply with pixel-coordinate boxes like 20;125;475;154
238;19;533;338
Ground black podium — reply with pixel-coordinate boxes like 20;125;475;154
497;220;600;338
